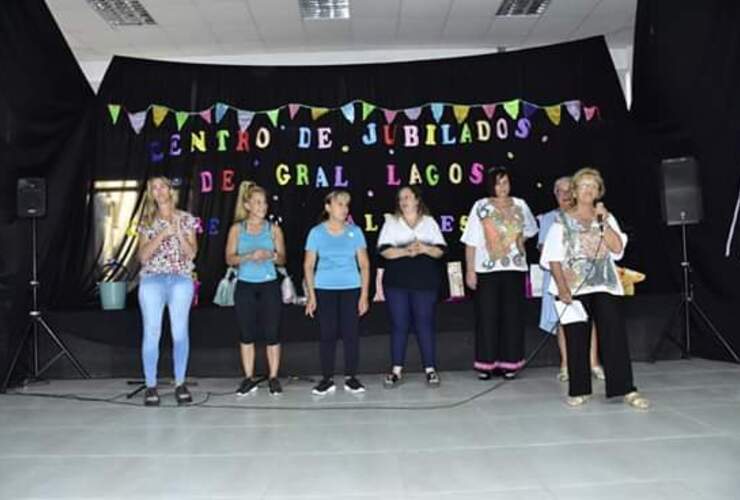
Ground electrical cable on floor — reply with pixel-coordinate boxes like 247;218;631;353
2;375;510;411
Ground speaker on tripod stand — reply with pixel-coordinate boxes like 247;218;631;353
1;178;90;392
650;157;740;363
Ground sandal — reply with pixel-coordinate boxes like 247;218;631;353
591;366;606;380
624;391;650;410
557;367;569;383
566;395;589;407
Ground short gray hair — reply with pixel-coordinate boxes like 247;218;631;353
553;176;571;194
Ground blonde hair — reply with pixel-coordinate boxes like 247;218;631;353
140;176;178;228
233;181;267;223
321;190;351;221
571;168;605;199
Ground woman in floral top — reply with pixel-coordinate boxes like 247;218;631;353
461;167;538;379
540;168;649;409
137;176;198;407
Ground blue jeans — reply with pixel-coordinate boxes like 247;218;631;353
138;274;194;388
384;287;438;369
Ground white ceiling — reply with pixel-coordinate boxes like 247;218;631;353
47;0;636;63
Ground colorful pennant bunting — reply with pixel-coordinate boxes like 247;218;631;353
266;108;280;127
545;105;561;125
108;104;121;125
340;103;355;123
152;105;169;127
215;102;229;124
503;99;520;120
404;107;422;121
453;105;470;124
361;102;375;121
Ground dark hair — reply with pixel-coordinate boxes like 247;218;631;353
394;185;430;217
486;166;511;197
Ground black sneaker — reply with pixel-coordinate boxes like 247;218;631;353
268;377;282;396
174;384;192;405
425;370;441;386
236;377;259;396
383;372;402;388
312;378;335;395
344;376;366;393
143;387;160;407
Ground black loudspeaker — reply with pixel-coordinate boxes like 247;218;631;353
17;178;47;218
660;157;703;226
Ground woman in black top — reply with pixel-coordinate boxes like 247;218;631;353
377;186;446;387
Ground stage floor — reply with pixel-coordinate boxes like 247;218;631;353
1;359;739;499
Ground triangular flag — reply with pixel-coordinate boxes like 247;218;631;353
152;105;169;127
175;111;189;131
237;110;255;131
431;103;444;123
107;104;121;125
565;100;581;122
584;105;600;121
288;104;301;120
215;102;229;124
503;99;520;120
545;105;562;126
267;108;280;127
522;101;538;119
404;107;422;121
482;104;496;119
199;109;212;124
128;111;147;134
361;102;376;121
453;105;470;124
311;107;329;121
340;103;355;123
383;109;397;124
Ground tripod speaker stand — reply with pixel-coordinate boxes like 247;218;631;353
650;157;740;363
1;178;90;392
649;215;740;363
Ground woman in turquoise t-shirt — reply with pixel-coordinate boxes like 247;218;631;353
225;181;286;397
304;190;370;396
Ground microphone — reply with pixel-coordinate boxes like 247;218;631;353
596;202;605;234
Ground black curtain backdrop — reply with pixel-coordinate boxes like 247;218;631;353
0;1;94;377
632;0;740;360
0;0;683;373
95;37;656;306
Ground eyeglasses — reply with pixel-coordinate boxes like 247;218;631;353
576;180;599;190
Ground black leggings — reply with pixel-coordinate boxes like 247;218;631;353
316;289;360;378
234;280;282;345
563;293;637;398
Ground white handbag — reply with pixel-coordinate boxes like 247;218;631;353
277;267;297;304
213;267;238;306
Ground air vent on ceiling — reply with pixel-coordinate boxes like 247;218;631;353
496;0;551;17
86;0;157;27
299;0;350;20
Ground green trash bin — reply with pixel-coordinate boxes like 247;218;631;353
99;281;127;310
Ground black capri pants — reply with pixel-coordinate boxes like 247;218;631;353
234;279;282;345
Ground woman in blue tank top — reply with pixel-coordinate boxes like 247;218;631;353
225;181;286;396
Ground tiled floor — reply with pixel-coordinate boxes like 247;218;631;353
1;359;739;499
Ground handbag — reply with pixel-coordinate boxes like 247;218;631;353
277;267;296;304
213;267;238;306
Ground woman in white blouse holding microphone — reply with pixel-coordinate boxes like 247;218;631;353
540;168;649;409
